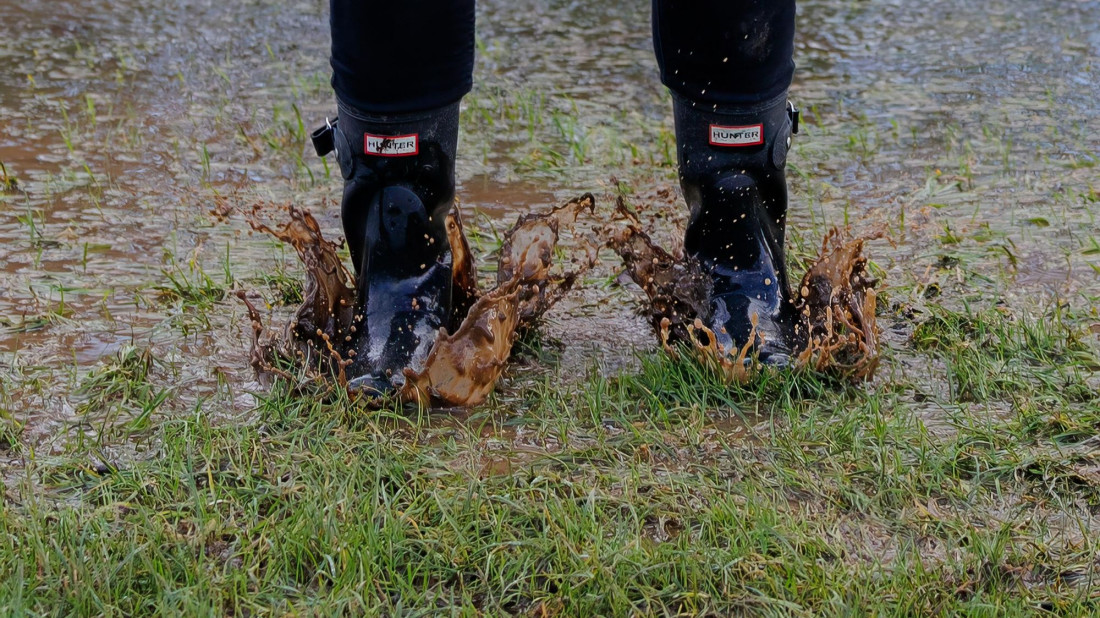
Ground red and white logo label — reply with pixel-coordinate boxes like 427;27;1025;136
709;124;763;147
364;133;419;157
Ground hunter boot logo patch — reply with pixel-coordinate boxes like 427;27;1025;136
364;133;419;157
709;124;764;147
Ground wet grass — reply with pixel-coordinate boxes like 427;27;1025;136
3;298;1099;615
4;92;1100;614
461;85;678;182
3;1;1100;614
0;410;21;456
72;346;174;445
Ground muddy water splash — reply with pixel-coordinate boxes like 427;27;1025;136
793;230;881;380
239;194;597;407
239;205;356;386
607;196;881;382
604;216;710;346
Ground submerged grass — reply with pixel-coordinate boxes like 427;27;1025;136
3;300;1099;615
72;346;174;445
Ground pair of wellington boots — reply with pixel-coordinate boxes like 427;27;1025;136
314;93;800;394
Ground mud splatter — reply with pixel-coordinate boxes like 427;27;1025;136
399;195;597;405
604;206;709;347
793;229;881;380
243;205;356;387
240;194;597;407
607;195;881;382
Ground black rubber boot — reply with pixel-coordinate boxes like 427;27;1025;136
331;101;459;393
673;92;802;365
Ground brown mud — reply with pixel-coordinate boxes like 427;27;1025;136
607;195;881;382
793;229;881;380
240;194;597;407
242;188;879;408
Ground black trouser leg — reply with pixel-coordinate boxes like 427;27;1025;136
652;0;795;107
329;0;476;114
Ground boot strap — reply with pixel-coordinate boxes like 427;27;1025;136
311;117;338;157
787;102;800;135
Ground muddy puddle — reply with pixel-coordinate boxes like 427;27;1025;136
606;195;880;384
239;194;598;407
237;190;878;407
1;0;1098;462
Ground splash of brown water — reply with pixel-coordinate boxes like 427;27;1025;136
793;229;881;380
241;205;356;388
400;194;597;405
607;196;881;382
605;214;709;346
240;194;597;407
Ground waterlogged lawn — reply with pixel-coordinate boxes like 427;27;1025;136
3;302;1100;615
2;0;1100;614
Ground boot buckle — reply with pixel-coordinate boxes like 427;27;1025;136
787;102;800;135
311;116;338;157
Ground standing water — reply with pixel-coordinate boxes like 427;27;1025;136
1;0;1097;470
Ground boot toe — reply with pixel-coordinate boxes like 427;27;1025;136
705;294;798;367
347;371;397;397
755;344;793;368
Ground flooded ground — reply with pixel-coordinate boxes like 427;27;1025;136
1;0;1098;474
2;1;1100;612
